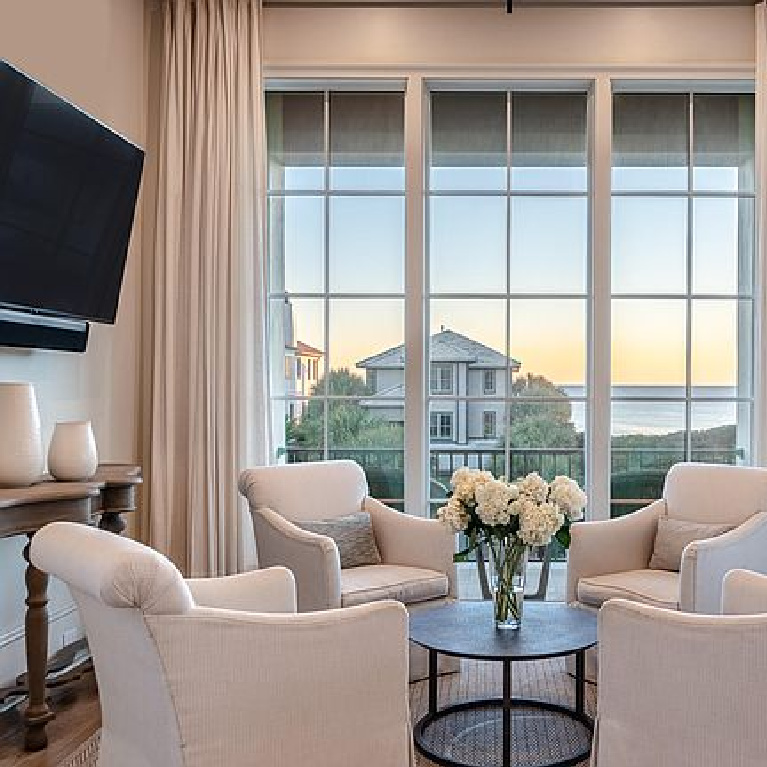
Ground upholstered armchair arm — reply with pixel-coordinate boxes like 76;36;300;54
146;601;413;767
566;500;664;603
679;512;767;614
252;508;342;612
593;599;767;767
186;566;297;613
364;497;457;597
722;569;767;615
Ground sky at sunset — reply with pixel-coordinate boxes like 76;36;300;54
273;163;749;389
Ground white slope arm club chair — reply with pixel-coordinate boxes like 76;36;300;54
591;569;767;767
568;462;767;615
238;459;459;680
30;522;413;767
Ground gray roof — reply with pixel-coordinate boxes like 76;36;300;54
357;329;520;370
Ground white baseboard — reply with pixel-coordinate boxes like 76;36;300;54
0;604;83;688
0;604;79;650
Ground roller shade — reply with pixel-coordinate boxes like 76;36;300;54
431;91;587;167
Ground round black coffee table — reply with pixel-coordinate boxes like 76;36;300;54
410;601;597;767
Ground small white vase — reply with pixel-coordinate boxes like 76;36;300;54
48;421;99;481
0;382;44;487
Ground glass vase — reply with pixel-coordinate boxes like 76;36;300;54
488;536;528;629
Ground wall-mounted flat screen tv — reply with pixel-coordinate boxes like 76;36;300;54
0;60;144;324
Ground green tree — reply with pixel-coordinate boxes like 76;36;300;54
286;368;403;449
507;373;579;449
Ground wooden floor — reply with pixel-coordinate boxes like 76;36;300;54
0;675;100;767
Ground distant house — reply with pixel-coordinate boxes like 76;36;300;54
283;297;323;420
357;328;521;447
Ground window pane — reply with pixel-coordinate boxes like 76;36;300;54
511;92;587;192
329;196;404;293
268;196;324;294
611;401;686;516
511;299;586;392
693;94;755;193
266;92;324;191
692;197;753;296
429;300;507;382
274;398;325;463
612;299;686;390
430;196;507;294
691;299;752;398
269;297;325;397
612;197;687;294
691;401;749;465
430;92;507;192
510;197;587;294
509;400;585;485
327;398;404;501
330;299;404;390
329;92;404;191
612;93;689;192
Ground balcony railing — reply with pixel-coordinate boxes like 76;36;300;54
285;444;744;517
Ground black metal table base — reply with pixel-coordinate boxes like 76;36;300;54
413;650;593;767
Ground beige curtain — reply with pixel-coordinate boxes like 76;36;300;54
141;0;267;576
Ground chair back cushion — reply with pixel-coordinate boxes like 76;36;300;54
298;512;382;568
663;462;767;527
238;460;369;522
31;522;194;615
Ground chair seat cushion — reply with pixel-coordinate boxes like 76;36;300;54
577;569;679;610
341;564;449;607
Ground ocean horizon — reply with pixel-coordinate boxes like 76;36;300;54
561;386;747;436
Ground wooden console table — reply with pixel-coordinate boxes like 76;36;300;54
0;464;141;751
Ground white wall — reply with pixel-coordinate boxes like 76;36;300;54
262;5;755;71
0;0;145;685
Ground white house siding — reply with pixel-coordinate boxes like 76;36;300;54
466;368;507;398
467;403;505;442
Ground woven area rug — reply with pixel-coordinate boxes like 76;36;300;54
57;658;595;767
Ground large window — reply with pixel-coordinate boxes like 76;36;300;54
267;90;406;507
610;92;755;516
265;81;758;524
427;90;589;509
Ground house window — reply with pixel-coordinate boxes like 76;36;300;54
483;370;496;395
483;411;497;439
430;364;453;394
430;412;453;441
610;92;755;517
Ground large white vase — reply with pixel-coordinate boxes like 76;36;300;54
0;382;44;487
48;421;99;481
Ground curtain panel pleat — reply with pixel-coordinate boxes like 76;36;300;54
142;0;267;576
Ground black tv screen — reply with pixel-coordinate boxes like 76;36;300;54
0;61;144;324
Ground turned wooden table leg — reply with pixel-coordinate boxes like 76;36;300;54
98;511;126;535
22;534;55;752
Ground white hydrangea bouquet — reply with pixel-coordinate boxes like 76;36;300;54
437;467;587;629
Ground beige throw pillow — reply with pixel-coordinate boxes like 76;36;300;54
298;512;382;569
649;516;734;572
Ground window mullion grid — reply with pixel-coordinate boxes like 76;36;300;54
405;74;427;515
505;89;513;481
323;90;331;462
685;92;694;463
590;75;612;521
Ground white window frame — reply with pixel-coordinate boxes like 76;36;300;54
430;411;454;441
483;370;496;395
264;70;761;522
482;410;497;439
430;363;453;394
